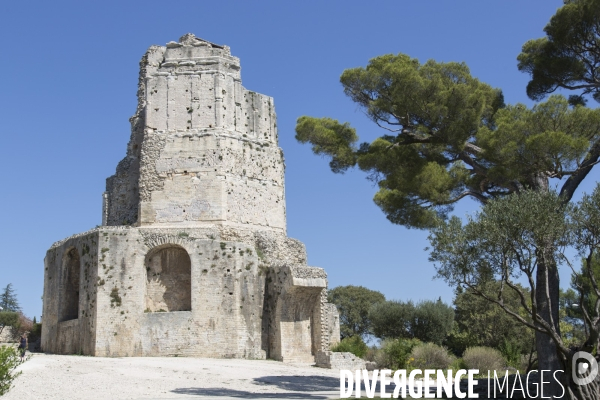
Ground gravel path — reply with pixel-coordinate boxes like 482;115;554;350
4;353;342;400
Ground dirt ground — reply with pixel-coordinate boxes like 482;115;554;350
4;353;342;400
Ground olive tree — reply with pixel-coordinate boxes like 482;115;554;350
429;189;600;399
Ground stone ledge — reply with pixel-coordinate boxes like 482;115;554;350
315;351;366;370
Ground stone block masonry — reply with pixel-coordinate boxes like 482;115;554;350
42;34;339;363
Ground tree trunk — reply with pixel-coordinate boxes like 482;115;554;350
535;259;565;399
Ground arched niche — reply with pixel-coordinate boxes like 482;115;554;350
59;247;80;321
145;244;191;312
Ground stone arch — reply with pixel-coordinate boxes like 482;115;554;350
145;244;191;312
59;247;80;321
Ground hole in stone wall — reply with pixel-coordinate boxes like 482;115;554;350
145;245;191;312
59;247;80;322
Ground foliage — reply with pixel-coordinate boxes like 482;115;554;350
0;345;21;396
450;356;468;371
296;57;600;230
429;188;600;396
520;353;538;373
331;335;368;358
566;253;600;334
294;3;600;396
430;190;569;336
444;323;477;357
463;346;506;372
569;185;600;354
0;313;19;337
16;314;33;339
499;339;523;369
410;300;454;345
369;300;413;340
451;282;535;355
0;284;20;313
560;288;588;348
373;338;421;370
369;299;454;344
327;285;385;339
409;342;455;370
28;323;42;343
518;0;600;103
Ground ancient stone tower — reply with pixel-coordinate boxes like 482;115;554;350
41;34;340;362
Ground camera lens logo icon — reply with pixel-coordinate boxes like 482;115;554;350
572;351;599;386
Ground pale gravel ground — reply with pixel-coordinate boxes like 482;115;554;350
4;353;342;400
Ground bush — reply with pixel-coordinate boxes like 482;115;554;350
374;338;421;370
331;335;368;358
409;342;455;370
364;345;379;362
519;352;538;373
463;346;506;372
28;323;42;343
0;345;21;395
445;322;477;356
450;357;468;371
499;339;522;369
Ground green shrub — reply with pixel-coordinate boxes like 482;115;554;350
331;336;368;358
409;342;455;370
519;352;538;373
463;346;506;372
0;345;22;395
364;345;379;362
444;322;477;356
374;338;421;370
499;339;522;369
450;357;468;370
28;323;42;343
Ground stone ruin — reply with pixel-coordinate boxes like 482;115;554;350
41;34;340;363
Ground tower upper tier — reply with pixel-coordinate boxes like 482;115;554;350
104;34;286;233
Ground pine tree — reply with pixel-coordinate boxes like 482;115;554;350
0;284;21;313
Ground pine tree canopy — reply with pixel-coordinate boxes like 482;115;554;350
517;0;600;103
296;55;600;229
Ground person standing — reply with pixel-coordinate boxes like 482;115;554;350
18;334;27;362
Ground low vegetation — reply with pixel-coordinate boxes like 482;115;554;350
0;346;22;396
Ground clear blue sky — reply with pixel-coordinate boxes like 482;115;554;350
2;0;594;320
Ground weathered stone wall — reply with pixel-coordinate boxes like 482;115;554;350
104;46;166;226
105;34;285;232
0;327;16;343
42;225;337;359
42;230;99;355
263;265;330;363
321;299;341;350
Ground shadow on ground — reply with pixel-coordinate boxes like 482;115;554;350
171;374;339;398
253;375;338;392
